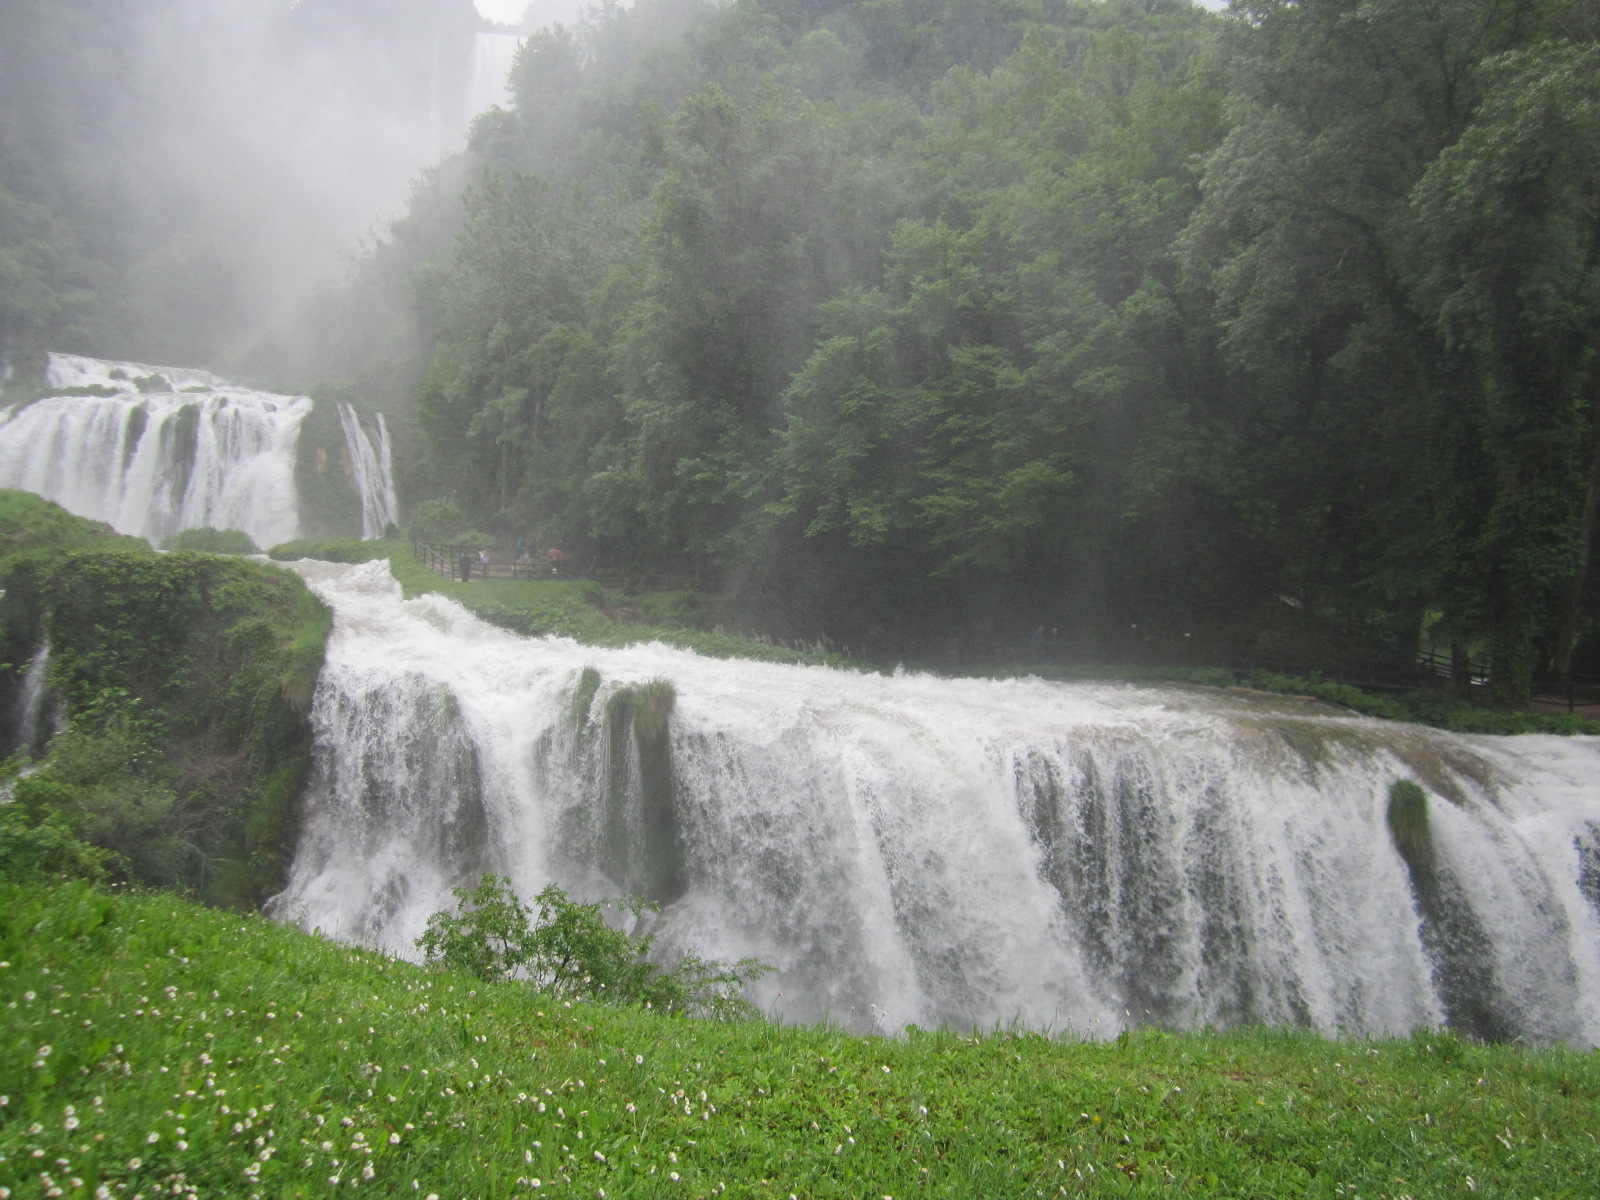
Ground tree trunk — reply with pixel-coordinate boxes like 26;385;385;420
1450;640;1473;700
1554;355;1600;690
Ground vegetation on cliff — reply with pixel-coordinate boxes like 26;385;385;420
257;0;1600;707
0;491;328;906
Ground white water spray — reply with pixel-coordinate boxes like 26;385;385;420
272;559;1600;1044
338;405;400;538
16;642;58;758
0;353;399;547
0;354;308;548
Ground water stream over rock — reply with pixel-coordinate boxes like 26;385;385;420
272;559;1600;1044
0;354;395;547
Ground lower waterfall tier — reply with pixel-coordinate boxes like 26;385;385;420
271;559;1600;1044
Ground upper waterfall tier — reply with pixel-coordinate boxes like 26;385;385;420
273;558;1600;1044
0;353;396;547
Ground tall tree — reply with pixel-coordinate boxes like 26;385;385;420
1410;41;1600;702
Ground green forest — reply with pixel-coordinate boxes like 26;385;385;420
8;0;1600;706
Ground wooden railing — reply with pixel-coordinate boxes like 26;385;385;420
414;541;572;583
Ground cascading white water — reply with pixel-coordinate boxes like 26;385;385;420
272;559;1600;1044
0;354;308;548
16;642;57;758
337;404;401;538
468;31;522;116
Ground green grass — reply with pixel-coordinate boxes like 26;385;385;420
3;881;1598;1199
0;490;145;559
275;541;853;668
1167;668;1600;736
159;528;260;555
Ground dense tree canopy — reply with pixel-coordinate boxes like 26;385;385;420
14;0;1600;699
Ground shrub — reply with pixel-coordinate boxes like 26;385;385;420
417;874;769;1019
0;790;108;883
268;537;391;564
1387;779;1431;867
407;498;469;544
161;526;260;554
450;529;498;550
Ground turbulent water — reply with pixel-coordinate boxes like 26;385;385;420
271;559;1600;1045
0;353;394;547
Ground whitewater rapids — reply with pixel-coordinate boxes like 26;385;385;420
271;558;1600;1044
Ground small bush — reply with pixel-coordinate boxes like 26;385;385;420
417;874;769;1019
0;795;108;882
268;538;391;564
407;499;469;544
161;526;261;555
1387;779;1431;867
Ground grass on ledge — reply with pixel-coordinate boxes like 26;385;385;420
4;881;1598;1199
269;538;851;668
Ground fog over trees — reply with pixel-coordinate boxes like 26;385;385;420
6;0;1600;704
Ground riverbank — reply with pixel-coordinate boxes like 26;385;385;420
268;539;1600;737
268;538;850;668
4;879;1597;1199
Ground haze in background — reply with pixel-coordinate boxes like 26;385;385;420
0;0;540;372
477;0;589;27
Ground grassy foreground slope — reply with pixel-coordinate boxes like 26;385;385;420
4;883;1597;1199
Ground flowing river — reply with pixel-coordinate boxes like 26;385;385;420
272;558;1600;1044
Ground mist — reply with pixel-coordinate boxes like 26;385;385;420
0;0;568;372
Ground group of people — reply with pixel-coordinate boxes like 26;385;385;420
457;537;564;583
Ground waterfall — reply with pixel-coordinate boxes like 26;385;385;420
0;353;400;547
467;31;521;116
0;353;308;548
337;404;400;538
16;641;58;759
271;559;1600;1044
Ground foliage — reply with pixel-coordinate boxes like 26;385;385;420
406;498;470;545
416;873;769;1020
22;0;1600;709
160;525;260;555
268;536;395;564
4;879;1600;1198
0;789;108;883
1387;779;1431;868
0;497;330;904
1172;667;1600;736
269;0;1594;704
0;489;142;559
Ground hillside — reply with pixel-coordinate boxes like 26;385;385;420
3;879;1598;1198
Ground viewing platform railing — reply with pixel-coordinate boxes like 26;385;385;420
413;541;697;591
414;541;571;583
